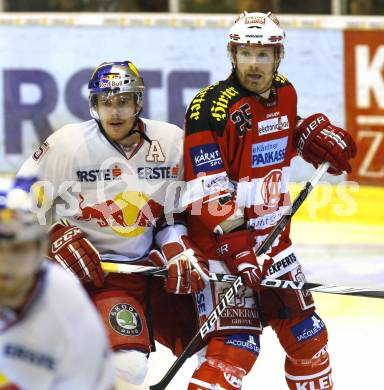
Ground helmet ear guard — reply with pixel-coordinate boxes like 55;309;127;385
88;60;145;120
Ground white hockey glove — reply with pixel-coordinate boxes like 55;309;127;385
149;236;209;294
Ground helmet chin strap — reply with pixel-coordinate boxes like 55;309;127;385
97;107;152;146
125;113;152;144
126;127;152;144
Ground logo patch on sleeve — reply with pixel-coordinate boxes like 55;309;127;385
190;143;224;174
251;137;288;168
224;334;260;355
291;313;326;343
32;141;50;163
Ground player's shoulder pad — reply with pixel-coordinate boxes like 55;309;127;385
273;73;292;88
142;118;184;144
30;120;93;164
142;117;183;136
26;122;82;166
46;120;93;146
186;79;243;133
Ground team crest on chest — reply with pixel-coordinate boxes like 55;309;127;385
146;140;166;162
261;169;282;208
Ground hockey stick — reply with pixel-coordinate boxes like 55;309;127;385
101;261;384;299
147;162;330;390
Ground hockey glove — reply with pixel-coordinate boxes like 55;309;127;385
216;230;273;289
49;220;104;287
294;113;357;175
149;236;209;294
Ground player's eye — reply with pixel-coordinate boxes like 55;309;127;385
100;98;112;107
118;97;131;106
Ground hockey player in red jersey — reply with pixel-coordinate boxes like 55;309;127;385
183;11;357;390
18;61;209;387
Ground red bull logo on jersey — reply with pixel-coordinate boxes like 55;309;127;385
0;373;21;389
77;192;163;238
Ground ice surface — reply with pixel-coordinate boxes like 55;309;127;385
117;221;384;389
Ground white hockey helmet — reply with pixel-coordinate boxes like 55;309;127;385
228;11;285;65
0;175;46;246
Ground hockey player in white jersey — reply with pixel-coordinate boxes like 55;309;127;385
18;60;209;386
0;175;114;390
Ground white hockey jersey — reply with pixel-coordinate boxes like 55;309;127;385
18;118;186;262
0;261;114;390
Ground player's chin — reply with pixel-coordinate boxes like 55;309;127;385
106;125;127;138
248;83;266;94
0;285;17;302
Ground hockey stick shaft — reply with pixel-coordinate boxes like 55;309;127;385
261;279;384;299
148;162;330;390
101;262;384;299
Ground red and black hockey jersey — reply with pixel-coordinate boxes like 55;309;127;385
183;72;298;258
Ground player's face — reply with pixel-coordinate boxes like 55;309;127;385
235;46;277;94
0;241;40;309
97;92;138;145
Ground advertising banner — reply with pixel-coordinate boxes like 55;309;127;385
345;30;384;185
0;22;342;180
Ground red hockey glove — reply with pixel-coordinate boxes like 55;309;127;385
294;113;357;175
149;236;209;294
216;230;273;289
49;220;104;287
